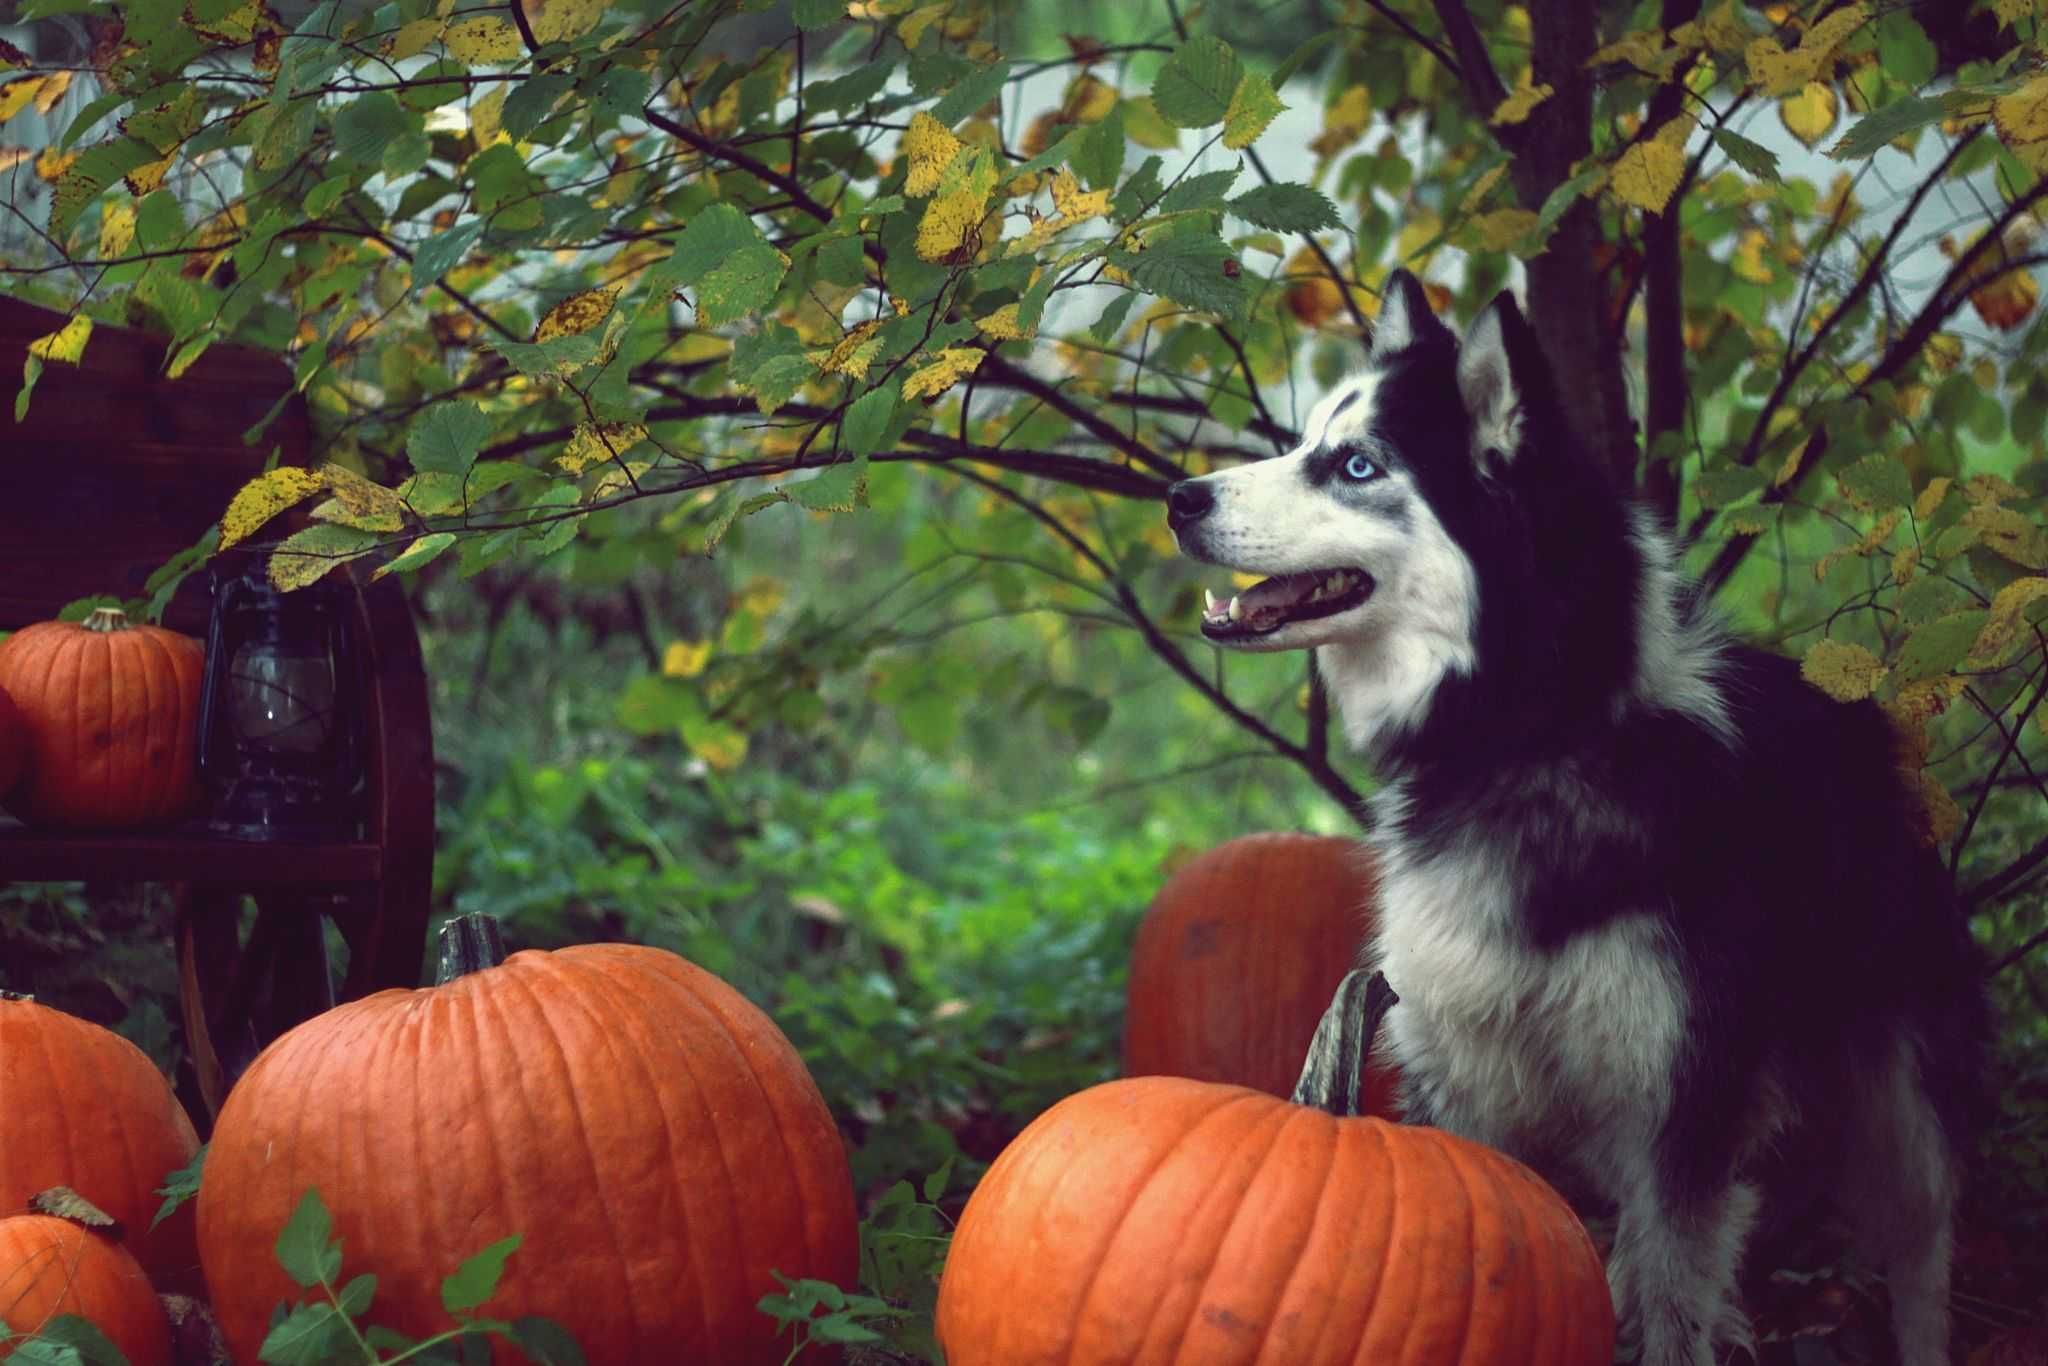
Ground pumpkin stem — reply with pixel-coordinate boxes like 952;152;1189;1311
436;912;507;985
81;606;132;633
1291;969;1398;1117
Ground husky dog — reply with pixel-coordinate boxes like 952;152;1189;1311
1166;270;1986;1366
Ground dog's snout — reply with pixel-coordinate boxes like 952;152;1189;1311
1167;479;1215;532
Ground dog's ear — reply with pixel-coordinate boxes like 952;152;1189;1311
1370;269;1451;355
1458;292;1529;465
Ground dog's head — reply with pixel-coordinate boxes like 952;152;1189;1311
1167;269;1538;659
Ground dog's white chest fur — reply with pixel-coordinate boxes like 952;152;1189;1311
1367;819;1685;1180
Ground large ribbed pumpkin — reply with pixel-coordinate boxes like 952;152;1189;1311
0;1212;171;1366
0;996;202;1295
0;684;26;800
0;607;202;828
197;917;858;1365
936;1076;1614;1366
1124;833;1398;1110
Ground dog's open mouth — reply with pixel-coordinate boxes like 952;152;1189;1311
1201;568;1374;640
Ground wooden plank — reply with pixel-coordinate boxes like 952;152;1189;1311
0;819;382;883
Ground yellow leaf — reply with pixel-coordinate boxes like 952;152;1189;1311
556;422;648;472
663;640;712;678
1914;771;1962;846
819;320;883;378
1779;82;1838;148
1491;73;1554;127
124;157;172;197
902;110;963;197
220;467;329;551
1745;38;1817;97
915;186;988;261
1310;84;1370;159
99;202;136;258
444;17;524;64
318;464;410;531
1469;208;1539;252
1611;139;1687;215
1800;4;1869;57
1732;228;1774;283
268;525;371;592
1994;73;2048;146
901;347;986;400
686;721;748;773
1973;577;2048;663
384;17;443;59
1995;0;2034;26
1049;168;1108;224
1459;163;1509;214
1801;638;1887;701
898;2;951;50
0;76;48;124
34;146;78;182
1892;545;1920;586
472;85;508;148
32;70;70;114
1590;28;1676;76
1968;263;2040;332
27;314;91;364
1913;476;1951;523
528;0;606;43
535;286;620;342
975;302;1033;340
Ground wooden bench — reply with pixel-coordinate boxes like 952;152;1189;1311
0;295;433;1120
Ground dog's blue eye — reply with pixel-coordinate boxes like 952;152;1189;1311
1342;452;1379;481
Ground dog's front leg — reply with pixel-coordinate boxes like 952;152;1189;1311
1605;1172;1759;1366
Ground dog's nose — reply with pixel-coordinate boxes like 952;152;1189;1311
1167;479;1214;531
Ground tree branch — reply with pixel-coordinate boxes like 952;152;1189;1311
975;352;1186;481
1640;0;1704;522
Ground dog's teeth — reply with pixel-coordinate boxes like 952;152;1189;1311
1204;589;1220;616
1227;595;1243;622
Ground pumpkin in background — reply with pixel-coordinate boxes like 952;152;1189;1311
935;1076;1615;1366
1124;832;1398;1111
0;995;202;1295
0;1212;171;1366
0;607;203;829
0;684;26;801
197;915;859;1365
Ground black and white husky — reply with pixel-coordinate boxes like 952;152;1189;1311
1166;270;1987;1366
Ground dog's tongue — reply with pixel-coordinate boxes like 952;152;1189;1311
1239;573;1319;610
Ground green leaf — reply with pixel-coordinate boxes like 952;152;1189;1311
1714;130;1781;183
135;189;184;251
1272;32;1335;87
373;532;459;580
1837;453;1913;511
790;455;870;511
1151;35;1243;129
793;0;843;29
408;401;493;477
333;91;411;165
1876;11;1937;90
807;60;895;113
1892;611;1990;684
442;1233;522;1314
507;1318;589;1366
1226;183;1341;232
1070;104;1125;193
841;383;897;456
410;219;484;297
1090;291;1137;341
492;333;601;378
1161;166;1241;215
5;1339;84;1366
694;243;787;328
1694;466;1767;507
929;59;1011;127
1117;233;1245;318
589;66;651;124
257;1303;351;1366
655;203;767;293
275;1188;341;1290
1534;162;1607;236
1222;69;1286;150
1827;94;1946;160
49;136;156;239
13;1317;127;1366
335;1273;378;1319
501;72;575;140
151;1142;206;1231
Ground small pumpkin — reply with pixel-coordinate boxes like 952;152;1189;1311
0;607;203;829
935;1074;1614;1366
197;914;858;1365
1123;832;1398;1110
0;995;202;1295
0;1211;171;1366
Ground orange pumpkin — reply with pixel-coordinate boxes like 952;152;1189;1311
0;684;26;801
0;996;202;1295
1124;833;1399;1111
0;607;202;828
197;916;858;1365
0;1213;171;1366
936;1076;1615;1366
